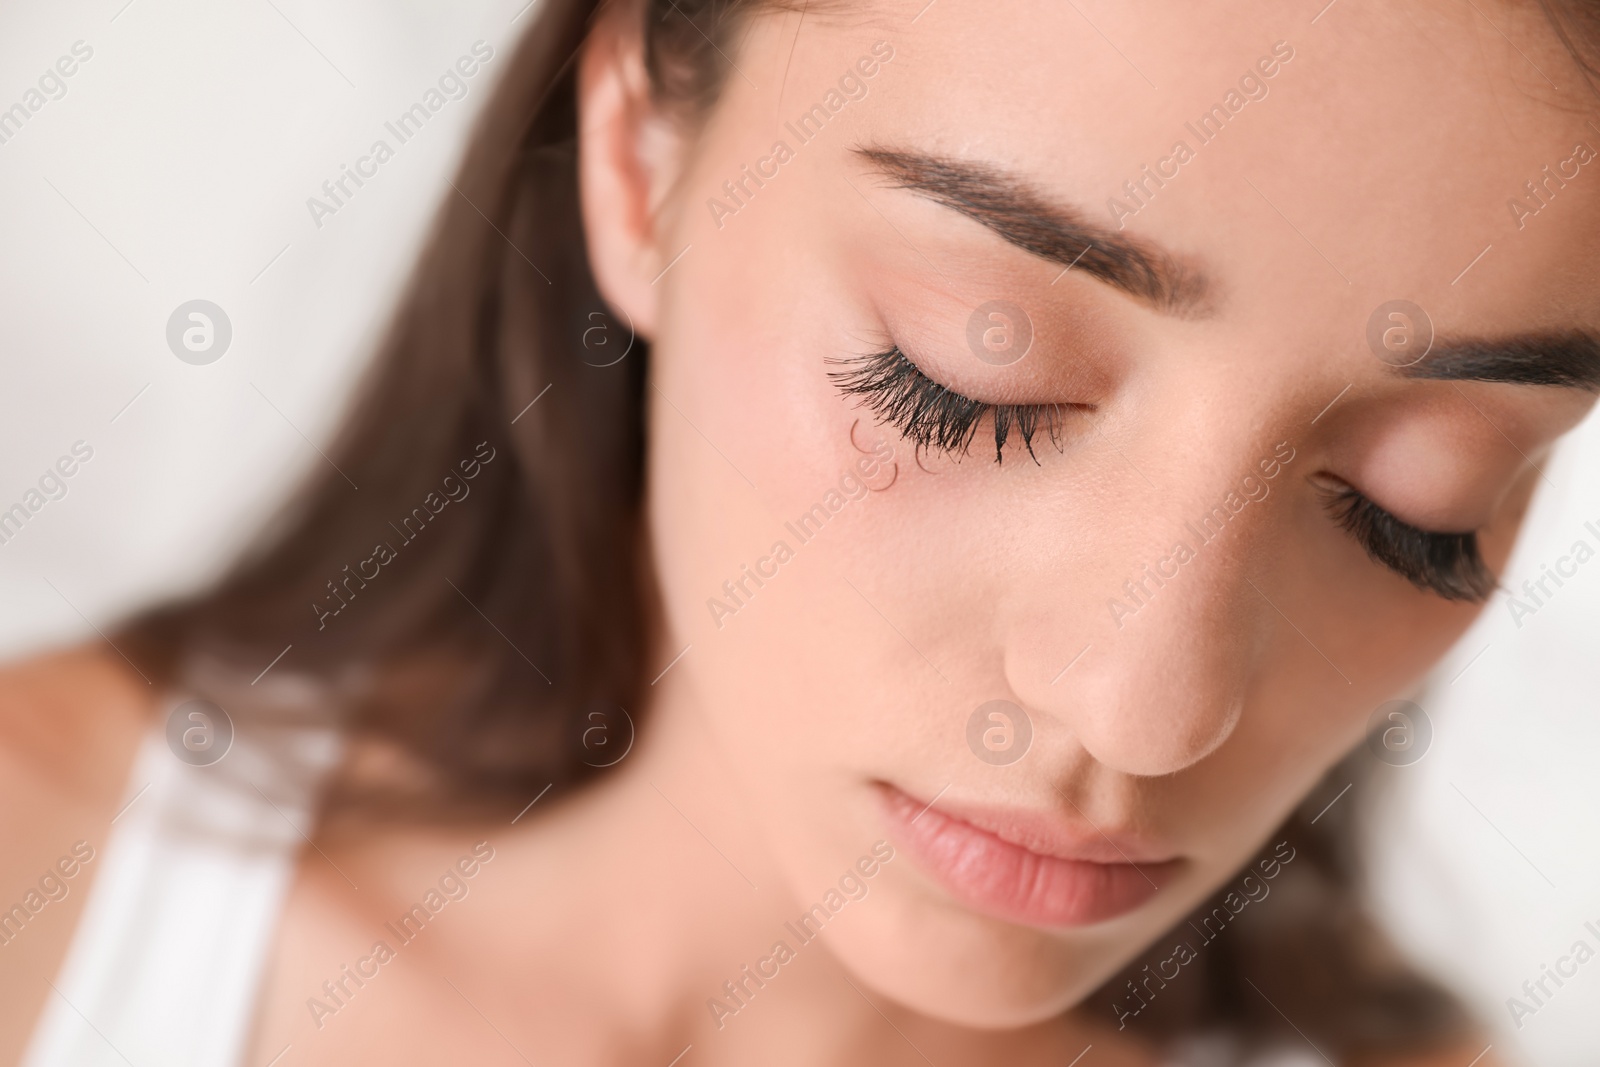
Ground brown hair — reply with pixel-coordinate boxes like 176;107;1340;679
129;0;659;809
120;0;1598;1054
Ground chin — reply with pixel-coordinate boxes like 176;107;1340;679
812;884;1141;1030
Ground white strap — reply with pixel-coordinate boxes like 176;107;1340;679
24;706;338;1067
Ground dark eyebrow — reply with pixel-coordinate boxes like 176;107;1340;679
854;146;1212;316
1400;331;1600;390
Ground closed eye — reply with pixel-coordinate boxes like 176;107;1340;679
833;348;1496;602
827;347;1083;464
1319;482;1495;601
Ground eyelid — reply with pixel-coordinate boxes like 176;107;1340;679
1315;477;1495;601
827;346;1078;463
1310;475;1463;537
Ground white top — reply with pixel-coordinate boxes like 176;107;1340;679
24;694;339;1067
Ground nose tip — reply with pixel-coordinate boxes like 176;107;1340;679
1007;545;1265;777
1062;683;1246;776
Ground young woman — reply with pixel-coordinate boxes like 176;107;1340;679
5;0;1598;1063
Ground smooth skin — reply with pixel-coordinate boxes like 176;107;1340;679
4;0;1597;1063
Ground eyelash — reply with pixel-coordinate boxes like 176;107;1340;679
826;347;1072;464
827;347;1495;603
1320;484;1495;602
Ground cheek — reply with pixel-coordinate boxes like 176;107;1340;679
1285;485;1488;707
646;229;984;953
645;240;925;763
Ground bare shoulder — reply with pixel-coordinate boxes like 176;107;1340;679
0;644;152;1061
0;643;151;802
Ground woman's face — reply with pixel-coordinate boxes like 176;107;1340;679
583;0;1599;1026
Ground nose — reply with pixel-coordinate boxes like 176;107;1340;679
1058;553;1258;776
1007;460;1283;777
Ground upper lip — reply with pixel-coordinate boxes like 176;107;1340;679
882;783;1179;867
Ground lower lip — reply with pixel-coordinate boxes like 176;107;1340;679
880;787;1178;928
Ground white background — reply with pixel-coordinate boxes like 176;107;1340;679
0;2;1596;1062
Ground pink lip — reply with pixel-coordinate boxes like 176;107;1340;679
879;784;1182;928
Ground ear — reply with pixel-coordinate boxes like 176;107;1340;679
578;5;680;341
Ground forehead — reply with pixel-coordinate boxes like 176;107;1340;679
741;0;1600;330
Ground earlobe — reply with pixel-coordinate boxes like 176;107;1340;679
577;7;676;341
